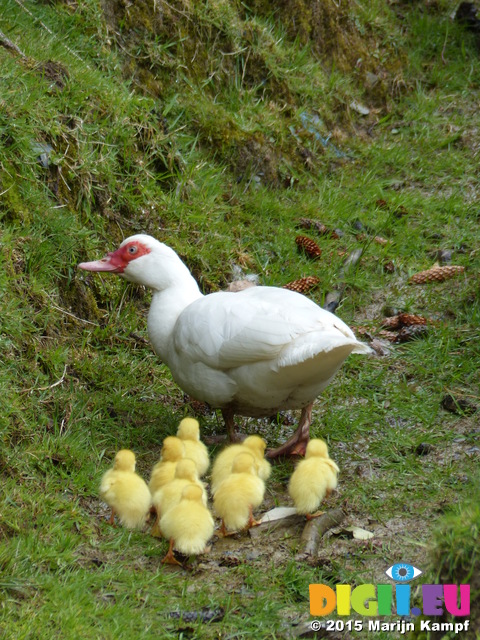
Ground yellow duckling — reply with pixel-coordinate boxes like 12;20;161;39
149;436;185;495
160;484;215;565
99;449;151;530
288;438;339;518
151;458;207;535
210;435;271;495
213;452;265;535
176;417;209;477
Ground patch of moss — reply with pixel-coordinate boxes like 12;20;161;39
412;496;480;639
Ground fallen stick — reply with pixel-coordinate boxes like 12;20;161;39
297;507;346;558
0;29;26;57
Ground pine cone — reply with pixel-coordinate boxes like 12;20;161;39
296;219;342;238
381;316;401;330
295;235;322;259
375;199;389;210
399;312;428;326
383;260;395;273
382;313;428;330
283;276;320;294
409;265;465;284
296;218;328;234
378;330;398;342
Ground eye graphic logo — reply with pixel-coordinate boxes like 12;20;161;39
309;561;470;619
386;563;422;583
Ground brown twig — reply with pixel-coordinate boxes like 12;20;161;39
0;29;26;57
296;507;346;558
21;364;68;394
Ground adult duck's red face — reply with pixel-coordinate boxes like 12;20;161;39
78;240;151;274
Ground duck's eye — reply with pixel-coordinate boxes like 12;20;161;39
128;245;138;255
385;563;422;582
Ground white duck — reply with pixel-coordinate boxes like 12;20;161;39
78;234;371;457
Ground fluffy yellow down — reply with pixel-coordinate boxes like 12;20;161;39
288;439;339;515
152;458;207;518
213;452;265;532
176;417;210;476
99;449;151;529
160;484;214;555
149;436;185;495
210;435;271;495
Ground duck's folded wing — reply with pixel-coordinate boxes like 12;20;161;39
173;287;364;368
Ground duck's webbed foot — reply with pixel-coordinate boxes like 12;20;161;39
266;403;313;458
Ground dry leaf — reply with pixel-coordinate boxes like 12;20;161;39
342;526;374;540
259;506;298;524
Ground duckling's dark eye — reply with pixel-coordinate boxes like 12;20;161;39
128;245;138;255
385;563;422;582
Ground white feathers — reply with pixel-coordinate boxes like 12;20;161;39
80;234;370;419
168;286;369;413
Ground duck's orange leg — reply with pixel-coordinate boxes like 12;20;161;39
266;403;313;458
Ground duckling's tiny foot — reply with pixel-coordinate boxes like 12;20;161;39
162;553;183;566
246;506;262;530
216;528;236;537
306;510;325;521
162;539;183;566
216;520;236;537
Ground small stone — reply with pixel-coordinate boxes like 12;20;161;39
415;442;433;456
441;394;477;415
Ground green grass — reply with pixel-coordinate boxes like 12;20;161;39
0;0;479;638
